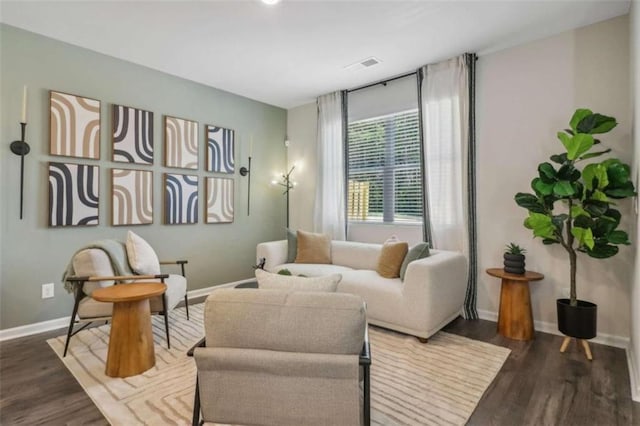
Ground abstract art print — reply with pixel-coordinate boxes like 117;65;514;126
49;162;99;227
50;91;100;159
205;177;234;223
112;105;154;164
164;173;198;224
165;116;198;169
111;169;153;226
206;125;235;173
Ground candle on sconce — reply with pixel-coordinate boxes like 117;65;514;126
249;135;254;157
21;85;27;123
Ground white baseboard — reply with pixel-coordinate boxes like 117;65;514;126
627;346;640;402
476;309;630;349
0;278;256;342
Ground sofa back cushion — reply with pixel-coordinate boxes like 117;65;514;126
204;289;366;355
376;241;409;278
295;230;332;264
255;269;341;292
331;241;382;270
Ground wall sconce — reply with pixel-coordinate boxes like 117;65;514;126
10;86;30;220
239;136;253;215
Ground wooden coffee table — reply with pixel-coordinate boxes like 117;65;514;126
486;268;544;341
92;282;167;378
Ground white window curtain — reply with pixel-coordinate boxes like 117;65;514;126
421;56;469;253
314;91;346;240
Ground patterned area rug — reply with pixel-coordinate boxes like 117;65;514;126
48;303;510;425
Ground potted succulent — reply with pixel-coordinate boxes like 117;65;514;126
514;109;635;341
504;243;526;275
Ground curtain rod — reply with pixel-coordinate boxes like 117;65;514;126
346;71;417;94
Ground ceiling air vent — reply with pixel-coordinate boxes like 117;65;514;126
344;57;382;72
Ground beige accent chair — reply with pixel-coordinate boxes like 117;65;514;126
63;247;188;357
191;289;370;426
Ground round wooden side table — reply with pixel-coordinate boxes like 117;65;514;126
92;282;167;378
486;268;544;341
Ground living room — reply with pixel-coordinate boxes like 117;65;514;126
1;0;639;424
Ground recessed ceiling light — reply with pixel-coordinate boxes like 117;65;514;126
261;0;281;5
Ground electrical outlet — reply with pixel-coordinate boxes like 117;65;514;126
42;283;54;299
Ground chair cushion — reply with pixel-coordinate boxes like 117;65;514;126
73;249;115;296
77;296;113;319
295;230;331;264
149;274;187;312
376;240;408;278
204;289;366;355
255;269;340;292
126;231;161;275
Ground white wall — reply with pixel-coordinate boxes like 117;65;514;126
629;0;640;401
477;15;632;339
287;102;317;232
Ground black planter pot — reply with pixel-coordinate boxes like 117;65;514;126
503;253;525;275
556;298;597;339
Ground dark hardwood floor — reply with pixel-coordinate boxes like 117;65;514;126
1;316;638;425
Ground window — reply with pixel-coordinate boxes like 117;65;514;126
347;109;422;223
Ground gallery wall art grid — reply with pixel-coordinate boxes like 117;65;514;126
113;105;154;164
111;169;153;226
50;91;101;159
49;162;99;227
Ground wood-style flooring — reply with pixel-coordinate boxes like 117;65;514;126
1;316;638;425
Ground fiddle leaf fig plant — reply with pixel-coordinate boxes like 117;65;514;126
515;109;636;306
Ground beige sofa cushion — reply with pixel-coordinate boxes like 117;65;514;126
270;263;353;276
204;289;365;354
295;230;331;264
376;241;408;278
255;269;341;292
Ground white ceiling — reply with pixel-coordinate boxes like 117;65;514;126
0;0;631;109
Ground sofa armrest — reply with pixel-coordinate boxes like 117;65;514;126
256;240;288;272
402;250;468;330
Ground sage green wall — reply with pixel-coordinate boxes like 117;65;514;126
0;24;287;330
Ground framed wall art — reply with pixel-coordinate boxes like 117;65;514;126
111;169;153;226
206;125;235;173
48;162;99;227
50;91;100;159
205;177;234;224
164;116;198;169
164;173;198;224
112;105;154;164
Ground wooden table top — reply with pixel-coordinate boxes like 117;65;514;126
486;268;544;282
92;282;167;303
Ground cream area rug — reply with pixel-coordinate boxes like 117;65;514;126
48;303;510;425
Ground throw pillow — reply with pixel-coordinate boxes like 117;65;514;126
376;239;409;278
255;269;340;292
295;230;331;264
286;228;297;263
399;242;431;281
125;231;161;275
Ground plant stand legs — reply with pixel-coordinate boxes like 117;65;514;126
559;336;593;361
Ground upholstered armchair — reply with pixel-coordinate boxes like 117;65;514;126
190;289;371;426
62;231;189;357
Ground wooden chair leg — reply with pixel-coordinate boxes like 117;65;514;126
184;295;190;320
581;339;593;361
560;336;571;353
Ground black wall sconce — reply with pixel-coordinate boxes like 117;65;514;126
239;156;252;216
11;86;30;220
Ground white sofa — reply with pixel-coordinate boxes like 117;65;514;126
256;240;468;340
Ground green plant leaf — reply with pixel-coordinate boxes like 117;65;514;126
515;193;547;214
532;178;554;196
570;206;590;218
607;162;630;186
571;227;595;250
524;212;556;239
582;163;608;190
552;214;568;234
542;238;558;245
573;215;594;229
579;149;611;160
591;190;609;202
538;162;557;184
605;182;636;199
553;181;575;197
570;109;593;131
550;153;568;164
578;113;617;134
557;164;581;182
586;243;619;259
603;208;621;226
608;230;630;245
565;134;594;160
583;200;609;217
